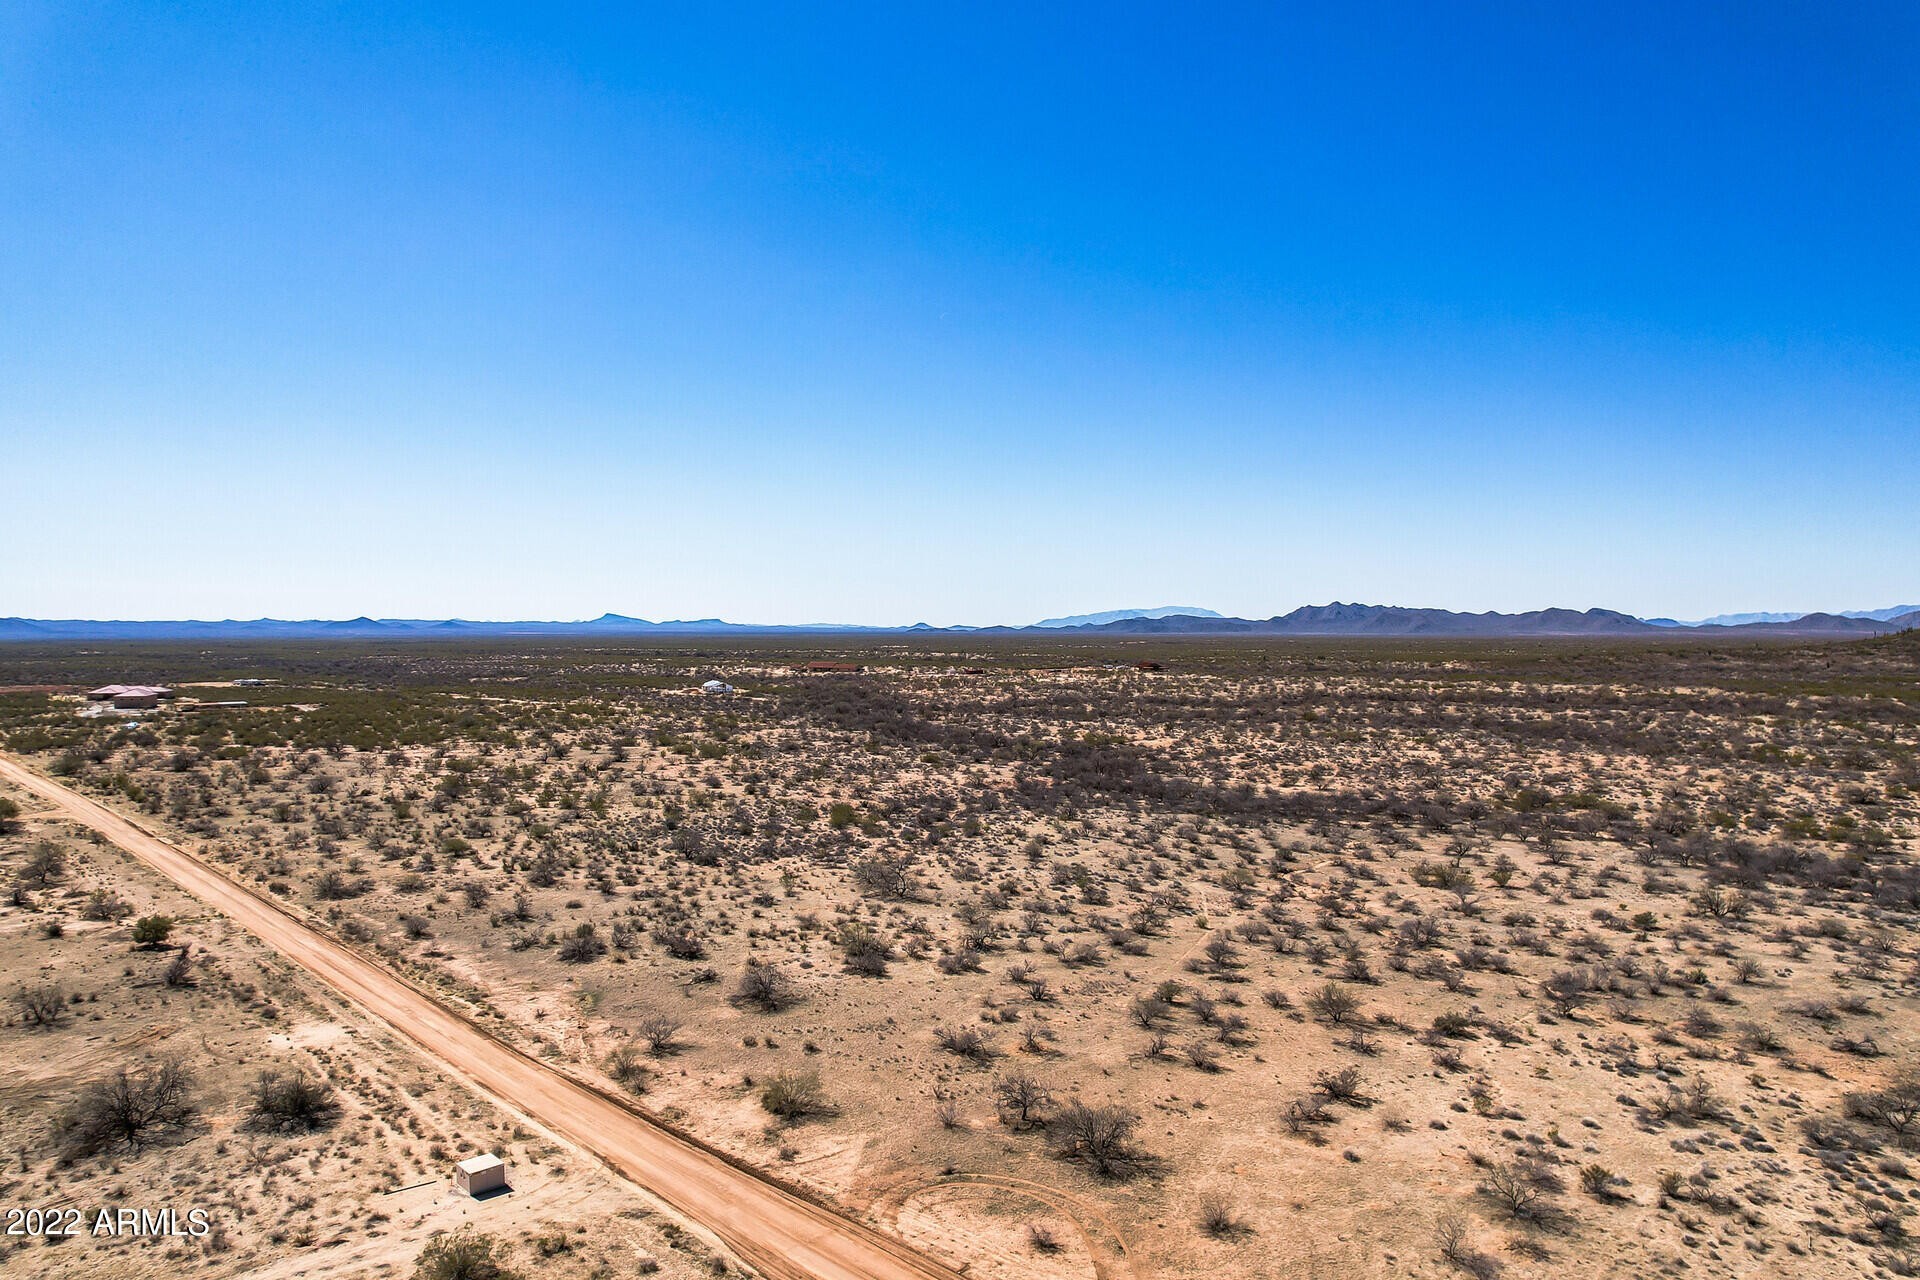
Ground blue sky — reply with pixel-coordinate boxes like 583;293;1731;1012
3;3;1915;625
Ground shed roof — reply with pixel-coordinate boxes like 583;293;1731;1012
456;1153;505;1175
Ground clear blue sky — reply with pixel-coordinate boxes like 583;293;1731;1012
4;3;1915;625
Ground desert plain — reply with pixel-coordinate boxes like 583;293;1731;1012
2;632;1917;1280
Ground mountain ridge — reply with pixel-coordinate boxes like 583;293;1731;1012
1033;606;1225;629
3;604;1915;642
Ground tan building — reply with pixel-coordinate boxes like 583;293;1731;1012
454;1153;507;1197
89;684;173;704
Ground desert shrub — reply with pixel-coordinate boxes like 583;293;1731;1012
82;888;133;921
851;852;917;900
1129;994;1173;1028
1312;1066;1369;1103
993;1072;1053;1127
1048;1101;1148;1178
131;914;175;948
415;1228;519;1280
636;1011;683;1056
652;925;708;959
760;1070;835;1119
558;923;607;963
18;841;66;889
314;870;367;900
1436;1211;1502;1278
1481;1159;1556;1220
16;984;65;1027
734;963;799;1012
1184;1040;1223;1072
163;945;195;987
1579;1163;1625;1199
1197;1192;1246;1237
1691;886;1749;919
1848;1076;1920;1141
1540;969;1592;1016
1306;982;1361;1025
248;1069;339;1133
936;948;985;974
838;923;893;976
604;1044;648;1092
63;1060;195;1154
1284;1094;1332;1134
935;1025;997;1063
1648;1077;1723;1124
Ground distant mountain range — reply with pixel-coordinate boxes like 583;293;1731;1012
1645;606;1920;628
3;603;1916;641
1046;605;1917;637
1033;606;1224;629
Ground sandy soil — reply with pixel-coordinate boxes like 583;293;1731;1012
0;755;966;1280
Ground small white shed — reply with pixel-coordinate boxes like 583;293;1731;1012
701;679;734;695
454;1153;508;1197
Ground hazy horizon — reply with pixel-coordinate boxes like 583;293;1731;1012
5;5;1916;625
5;599;1919;632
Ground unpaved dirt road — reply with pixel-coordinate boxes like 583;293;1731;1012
0;755;969;1280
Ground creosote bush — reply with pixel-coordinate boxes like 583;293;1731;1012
760;1069;835;1120
415;1228;519;1280
248;1069;340;1133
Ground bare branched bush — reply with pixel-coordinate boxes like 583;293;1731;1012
1481;1159;1556;1220
1848;1076;1920;1142
636;1011;684;1056
63;1060;196;1155
852;852;918;900
16;984;65;1027
1048;1101;1149;1178
1197;1192;1247;1238
935;1025;997;1064
1312;1065;1369;1104
993;1072;1054;1128
734;962;799;1012
1436;1211;1502;1278
1026;1222;1061;1254
1307;982;1362;1025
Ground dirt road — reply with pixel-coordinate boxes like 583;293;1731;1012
0;755;969;1280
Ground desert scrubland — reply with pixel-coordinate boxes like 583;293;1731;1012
2;632;1917;1280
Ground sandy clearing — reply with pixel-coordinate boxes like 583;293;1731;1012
0;754;969;1280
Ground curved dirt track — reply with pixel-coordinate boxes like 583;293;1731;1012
0;755;969;1280
875;1172;1145;1280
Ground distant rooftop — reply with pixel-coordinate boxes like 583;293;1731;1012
86;684;173;700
